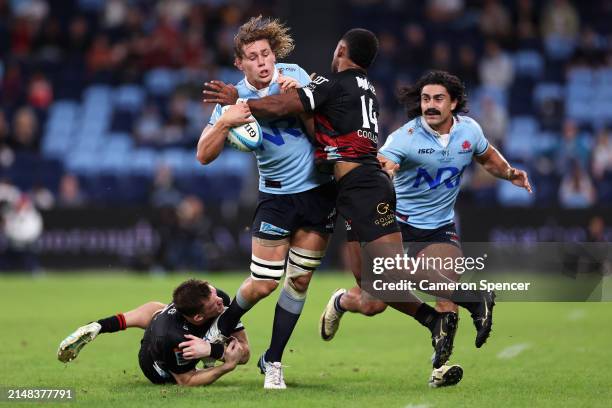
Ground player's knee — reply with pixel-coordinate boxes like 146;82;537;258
250;278;279;299
286;247;324;285
285;246;324;297
289;274;311;293
361;300;387;316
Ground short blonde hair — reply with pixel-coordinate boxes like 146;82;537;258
233;15;294;59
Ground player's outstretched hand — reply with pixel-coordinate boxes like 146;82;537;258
508;168;533;193
220;103;255;127
179;334;211;360
223;339;243;368
277;73;300;93
202;80;239;105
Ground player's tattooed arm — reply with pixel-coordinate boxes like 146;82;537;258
475;145;533;193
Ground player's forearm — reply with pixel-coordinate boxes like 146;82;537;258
182;363;237;387
196;121;231;165
247;91;303;118
478;146;513;180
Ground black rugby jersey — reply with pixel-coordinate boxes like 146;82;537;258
297;68;380;172
139;289;243;375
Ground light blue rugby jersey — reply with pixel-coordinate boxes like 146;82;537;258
380;115;490;229
208;63;332;194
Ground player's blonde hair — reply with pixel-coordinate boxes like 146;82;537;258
233;15;294;59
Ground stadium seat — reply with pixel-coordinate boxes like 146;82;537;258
514;50;544;79
533;83;564;105
145;68;178;96
497;177;535;207
114;85;145;113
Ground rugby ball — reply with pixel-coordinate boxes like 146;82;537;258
222;105;263;152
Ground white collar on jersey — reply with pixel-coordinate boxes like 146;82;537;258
420;115;457;138
244;67;279;98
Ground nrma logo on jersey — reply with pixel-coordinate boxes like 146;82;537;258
412;166;468;189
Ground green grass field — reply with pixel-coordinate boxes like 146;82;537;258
1;272;611;408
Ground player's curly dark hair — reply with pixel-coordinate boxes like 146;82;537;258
173;279;212;317
398;71;468;120
234;15;294;59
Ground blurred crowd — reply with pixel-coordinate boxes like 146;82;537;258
0;0;611;213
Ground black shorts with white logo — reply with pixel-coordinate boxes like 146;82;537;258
400;222;461;258
340;164;400;243
252;181;337;240
138;344;175;385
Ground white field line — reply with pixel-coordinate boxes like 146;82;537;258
497;343;531;359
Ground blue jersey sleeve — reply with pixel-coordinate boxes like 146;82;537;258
470;118;490;156
207;104;223;126
296;66;311;87
379;126;409;165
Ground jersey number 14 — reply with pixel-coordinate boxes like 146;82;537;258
360;96;378;133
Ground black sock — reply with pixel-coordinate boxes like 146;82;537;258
265;303;301;363
451;290;481;314
414;303;438;331
217;298;250;337
334;293;346;313
97;314;126;333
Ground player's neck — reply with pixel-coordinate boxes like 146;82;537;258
337;59;365;73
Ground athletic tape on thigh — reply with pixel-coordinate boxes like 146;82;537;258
255;237;289;247
250;255;285;280
286;247;325;279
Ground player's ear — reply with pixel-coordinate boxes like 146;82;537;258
192;313;205;323
337;42;347;58
450;99;457;111
234;56;243;71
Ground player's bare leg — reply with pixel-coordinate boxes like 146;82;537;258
362;232;494;348
321;240;457;368
260;228;329;389
124;301;167;328
216;238;288;339
419;243;462;314
57;301;166;363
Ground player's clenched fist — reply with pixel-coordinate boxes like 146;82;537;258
219;103;255;127
223;340;244;367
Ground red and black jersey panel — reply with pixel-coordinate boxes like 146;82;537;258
297;69;380;170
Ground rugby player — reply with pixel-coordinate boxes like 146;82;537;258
320;70;532;386
211;29;495;347
204;28;489;371
57;279;248;386
197;16;336;389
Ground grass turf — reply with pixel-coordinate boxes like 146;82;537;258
1;272;611;408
